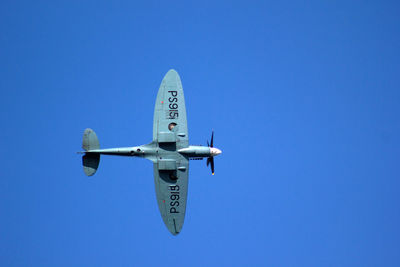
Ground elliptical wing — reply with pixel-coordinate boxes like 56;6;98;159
152;70;189;235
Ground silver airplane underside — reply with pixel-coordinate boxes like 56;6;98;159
80;70;222;235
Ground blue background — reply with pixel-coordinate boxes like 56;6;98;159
1;1;399;266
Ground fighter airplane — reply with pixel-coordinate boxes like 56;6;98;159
80;69;222;235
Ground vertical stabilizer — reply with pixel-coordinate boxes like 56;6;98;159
82;128;100;176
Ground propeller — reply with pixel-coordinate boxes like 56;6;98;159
207;131;215;175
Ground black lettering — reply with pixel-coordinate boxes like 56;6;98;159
169;185;180;212
169;111;179;119
169;103;178;109
169;97;178;103
169;185;180;191
168;91;178;97
170;201;179;207
170;207;179;213
170;194;180;200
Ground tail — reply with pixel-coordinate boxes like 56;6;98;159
82;128;100;176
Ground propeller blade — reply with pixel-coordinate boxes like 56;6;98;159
206;130;216;174
210;157;215;175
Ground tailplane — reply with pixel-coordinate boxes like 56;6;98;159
82;128;100;176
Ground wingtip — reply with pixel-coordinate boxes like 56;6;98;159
164;69;180;79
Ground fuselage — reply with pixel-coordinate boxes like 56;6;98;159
86;144;222;161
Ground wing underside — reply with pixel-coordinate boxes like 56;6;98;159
153;157;189;235
153;69;188;148
153;70;190;235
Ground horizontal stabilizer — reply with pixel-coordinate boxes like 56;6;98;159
83;154;100;176
82;128;100;151
82;128;100;176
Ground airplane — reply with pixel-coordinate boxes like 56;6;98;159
79;69;222;235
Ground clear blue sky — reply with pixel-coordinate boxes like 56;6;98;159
1;1;399;266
